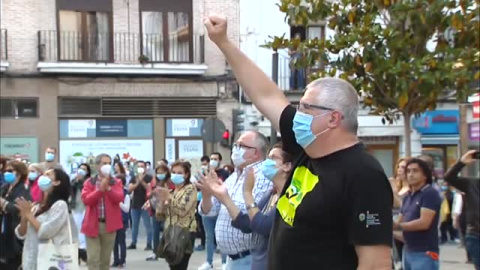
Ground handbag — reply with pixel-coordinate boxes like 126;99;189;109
37;215;79;270
156;202;194;265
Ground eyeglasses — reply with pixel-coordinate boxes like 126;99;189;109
297;102;335;112
233;143;257;151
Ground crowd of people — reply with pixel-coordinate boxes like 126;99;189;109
0;13;479;270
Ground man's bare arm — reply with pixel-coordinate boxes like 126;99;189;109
204;15;290;130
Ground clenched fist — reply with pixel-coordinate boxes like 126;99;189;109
204;14;228;46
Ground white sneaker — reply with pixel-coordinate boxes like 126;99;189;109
222;264;227;270
198;262;213;270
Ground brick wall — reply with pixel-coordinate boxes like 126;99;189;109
1;0;239;75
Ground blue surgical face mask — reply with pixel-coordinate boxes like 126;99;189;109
292;111;331;148
77;169;86;176
261;159;279;181
171;174;185;186
4;172;16;184
28;172;38;181
157;173;166;181
38;175;53;191
45;153;55;162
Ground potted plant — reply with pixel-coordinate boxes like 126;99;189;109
138;54;149;64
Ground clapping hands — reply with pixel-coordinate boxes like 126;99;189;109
195;170;229;203
15;197;33;217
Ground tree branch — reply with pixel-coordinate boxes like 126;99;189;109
368;74;398;108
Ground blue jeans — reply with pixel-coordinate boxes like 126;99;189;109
466;234;480;270
131;208;153;247
113;227;127;265
403;251;439;270
151;216;164;252
203;216;227;265
226;255;252;270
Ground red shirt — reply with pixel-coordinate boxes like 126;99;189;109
29;178;43;203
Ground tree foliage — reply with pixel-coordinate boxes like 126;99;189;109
267;0;480;155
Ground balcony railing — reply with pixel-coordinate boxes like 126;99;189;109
38;31;205;64
278;53;307;91
1;29;7;61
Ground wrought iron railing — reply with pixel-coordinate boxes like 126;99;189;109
38;30;205;64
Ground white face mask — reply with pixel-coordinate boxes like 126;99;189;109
100;164;112;176
137;167;145;175
231;147;246;167
210;160;219;168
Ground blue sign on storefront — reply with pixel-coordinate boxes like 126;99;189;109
96;120;128;137
412;110;459;135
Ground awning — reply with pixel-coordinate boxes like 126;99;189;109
421;135;459;145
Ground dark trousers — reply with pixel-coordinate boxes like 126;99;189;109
393;238;404;263
196;201;205;246
466;234;480;270
169;253;192;270
440;220;457;243
113;227;127;265
152;216;164;252
0;254;22;270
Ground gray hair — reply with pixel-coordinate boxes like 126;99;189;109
95;153;112;165
308;77;359;133
247;130;269;158
237;130;270;158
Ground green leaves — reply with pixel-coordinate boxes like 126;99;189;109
265;0;479;121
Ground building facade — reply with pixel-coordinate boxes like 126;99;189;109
236;0;472;178
0;0;240;173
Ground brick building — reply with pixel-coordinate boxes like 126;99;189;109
0;0;240;174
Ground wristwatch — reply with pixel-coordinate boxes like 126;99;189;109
246;202;258;210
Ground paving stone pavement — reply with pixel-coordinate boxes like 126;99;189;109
77;228;473;269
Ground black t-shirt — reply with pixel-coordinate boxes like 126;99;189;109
131;174;153;209
267;105;393;270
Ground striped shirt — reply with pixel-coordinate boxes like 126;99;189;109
200;160;273;255
95;178;106;220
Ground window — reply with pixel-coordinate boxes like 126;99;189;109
0;98;38;118
140;0;192;63
58;10;111;61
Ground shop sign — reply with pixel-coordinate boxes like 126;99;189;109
469;122;480;141
68;120;96;138
165;138;176;164
412;110;459;135
179;140;203;158
96;120;128;137
171;119;199;136
0;137;39;162
468;93;480;119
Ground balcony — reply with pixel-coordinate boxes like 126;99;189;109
37;31;207;75
0;29;9;72
277;53;308;103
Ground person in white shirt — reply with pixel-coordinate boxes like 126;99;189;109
196;131;273;270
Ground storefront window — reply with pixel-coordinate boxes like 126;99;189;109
422;145;458;180
58;119;154;176
165;118;205;173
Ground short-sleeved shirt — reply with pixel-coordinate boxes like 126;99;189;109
401;184;442;252
267;105;393;270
